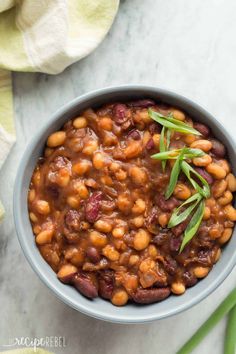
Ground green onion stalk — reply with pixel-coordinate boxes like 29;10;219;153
177;288;236;354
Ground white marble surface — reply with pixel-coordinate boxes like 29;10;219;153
1;0;236;353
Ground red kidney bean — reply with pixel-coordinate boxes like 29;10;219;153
132;287;170;304
149;122;161;134
63;227;80;243
153;229;170;245
86;247;101;263
197;226;213;248
127;99;155;108
164;257;178;275
193;123;210;137
85;191;102;223
146;138;155;150
169;237;182;252
156;194;180;212
182;271;197;287
98;270;114;299
211;139;226;158
172;219;188;237
197;249;212;266
194;167;213;185
154;280;168;288
65;210;80;231
113;104;128;124
73;273;98;298
127;129;141;140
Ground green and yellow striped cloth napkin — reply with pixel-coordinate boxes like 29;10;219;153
0;0;119;221
0;69;15;220
0;349;53;354
0;0;119;74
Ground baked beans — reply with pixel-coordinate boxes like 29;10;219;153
28;99;235;306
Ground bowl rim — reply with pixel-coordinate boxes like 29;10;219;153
13;85;236;323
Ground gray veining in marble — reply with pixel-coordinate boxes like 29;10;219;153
1;0;236;353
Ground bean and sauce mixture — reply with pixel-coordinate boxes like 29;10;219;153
28;99;236;306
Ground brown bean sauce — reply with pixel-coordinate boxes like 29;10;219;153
28;100;236;306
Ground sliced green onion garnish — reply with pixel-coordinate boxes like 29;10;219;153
183;148;205;159
165;150;185;199
177;288;236;354
225;303;236;354
168;193;202;228
166;128;171;150
179;200;205;253
151;148;205;160
148;110;201;135
151;149;181;160
181;161;210;198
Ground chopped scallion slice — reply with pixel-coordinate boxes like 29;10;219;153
179;200;205;253
168;193;202;228
148;110;201;135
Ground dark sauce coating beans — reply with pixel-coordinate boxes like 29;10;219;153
28;100;236;306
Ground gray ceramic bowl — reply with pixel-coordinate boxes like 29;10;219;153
14;86;236;323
